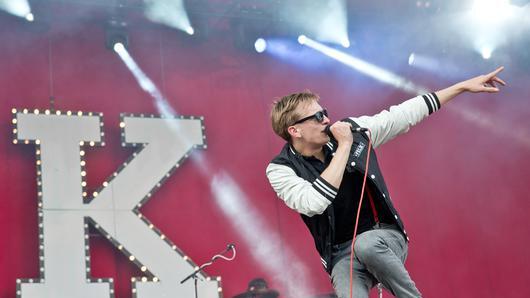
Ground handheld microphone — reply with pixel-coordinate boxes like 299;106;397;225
324;124;368;141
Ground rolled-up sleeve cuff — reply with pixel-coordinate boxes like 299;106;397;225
422;92;441;115
312;176;338;201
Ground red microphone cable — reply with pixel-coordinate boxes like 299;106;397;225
349;129;373;298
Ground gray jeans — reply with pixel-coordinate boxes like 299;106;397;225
330;224;422;298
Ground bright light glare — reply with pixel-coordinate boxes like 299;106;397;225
297;35;307;45
408;53;415;65
300;36;428;94
406;52;460;74
25;13;34;22
0;0;31;18
113;42;125;53
471;0;514;24
341;39;350;48
144;0;193;35
481;47;492;59
280;0;348;47
254;38;267;53
466;0;518;62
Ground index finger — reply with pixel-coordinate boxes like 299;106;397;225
486;66;504;78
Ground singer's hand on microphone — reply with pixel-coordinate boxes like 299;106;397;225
330;121;353;146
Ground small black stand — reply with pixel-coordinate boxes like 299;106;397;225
180;245;234;298
180;263;207;298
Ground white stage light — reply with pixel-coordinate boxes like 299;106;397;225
406;52;460;75
408;53;416;65
113;42;125;53
254;38;267;53
280;0;348;47
297;35;307;45
25;13;34;22
341;38;350;48
481;47;493;59
471;0;514;24
0;0;31;19
144;0;193;35
465;0;519;63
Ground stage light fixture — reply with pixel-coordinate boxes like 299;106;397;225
25;13;34;22
113;42;125;53
230;17;271;52
280;0;348;48
105;19;129;51
0;0;31;20
254;38;267;53
186;26;194;35
481;47;493;59
297;35;307;45
408;53;416;65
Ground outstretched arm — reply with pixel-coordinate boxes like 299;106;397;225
436;66;506;106
352;66;506;148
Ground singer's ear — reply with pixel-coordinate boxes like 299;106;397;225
287;125;301;139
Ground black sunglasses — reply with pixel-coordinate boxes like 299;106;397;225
292;109;328;125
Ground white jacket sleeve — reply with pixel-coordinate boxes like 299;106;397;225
266;163;338;217
351;93;440;148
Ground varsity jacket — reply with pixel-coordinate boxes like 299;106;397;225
266;93;441;274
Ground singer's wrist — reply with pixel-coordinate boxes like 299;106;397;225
435;83;466;106
336;141;353;151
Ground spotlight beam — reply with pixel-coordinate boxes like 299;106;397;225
281;0;349;47
299;36;429;94
210;173;314;297
113;46;317;296
0;0;32;19
113;42;177;119
144;0;193;35
114;43;164;100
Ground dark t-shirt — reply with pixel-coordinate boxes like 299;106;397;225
302;146;395;245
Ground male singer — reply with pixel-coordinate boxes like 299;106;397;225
266;67;505;297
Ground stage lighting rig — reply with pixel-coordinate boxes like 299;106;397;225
254;38;267;53
105;19;129;51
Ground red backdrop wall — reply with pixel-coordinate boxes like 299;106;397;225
1;2;530;298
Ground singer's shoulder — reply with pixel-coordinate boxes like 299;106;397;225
269;143;293;165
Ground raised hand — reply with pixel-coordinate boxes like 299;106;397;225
460;66;507;93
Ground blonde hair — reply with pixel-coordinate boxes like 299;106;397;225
270;90;320;141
